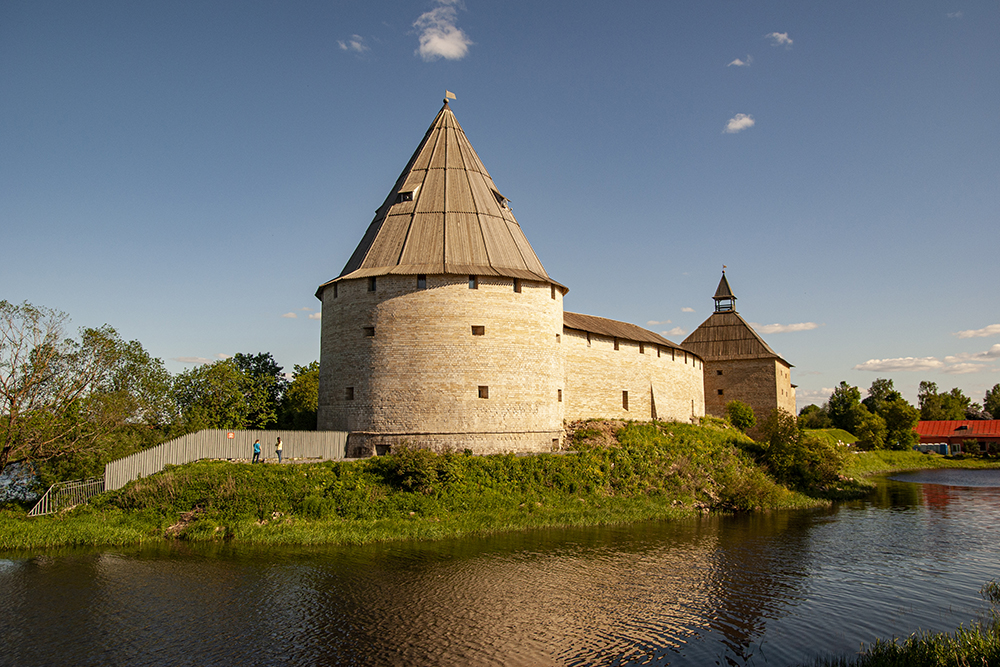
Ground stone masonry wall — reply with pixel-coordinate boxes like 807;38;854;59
318;274;564;456
562;329;705;423
703;358;795;421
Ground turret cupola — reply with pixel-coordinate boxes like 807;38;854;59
713;270;736;312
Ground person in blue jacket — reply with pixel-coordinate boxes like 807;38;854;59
252;439;261;464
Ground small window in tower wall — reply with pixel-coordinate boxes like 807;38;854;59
368;277;377;292
469;275;478;289
513;279;521;293
622;391;629;411
395;191;413;203
363;326;375;337
587;333;591;347
345;387;355;400
472;325;485;336
478;386;489;399
657;347;661;358
551;285;556;300
614;338;620;351
417;274;427;289
718;389;724;395
558;389;563;402
671;348;676;361
333;283;338;299
556;334;561;343
716;370;723;375
639;343;645;354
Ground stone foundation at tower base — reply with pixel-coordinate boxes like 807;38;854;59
346;431;564;458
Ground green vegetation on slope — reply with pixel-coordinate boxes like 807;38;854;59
1;420;821;550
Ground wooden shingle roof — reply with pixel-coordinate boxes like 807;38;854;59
564;311;690;352
682;311;791;365
317;101;559;296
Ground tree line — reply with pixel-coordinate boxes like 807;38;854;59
1;301;319;484
798;377;1000;450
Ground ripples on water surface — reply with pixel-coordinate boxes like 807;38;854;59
2;469;999;666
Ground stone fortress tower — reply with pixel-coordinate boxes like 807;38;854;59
317;100;705;457
682;272;796;422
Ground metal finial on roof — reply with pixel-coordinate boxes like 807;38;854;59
444;90;456;104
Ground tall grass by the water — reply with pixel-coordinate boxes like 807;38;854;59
809;581;1000;667
0;420;818;550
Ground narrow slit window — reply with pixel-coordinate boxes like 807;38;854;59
657;347;661;358
717;389;724;396
614;338;620;351
672;348;676;361
639;343;645;354
622;391;629;411
556;334;561;343
333;283;338;299
586;332;591;347
471;325;485;336
551;285;556;300
558;389;563;402
513;278;521;293
345;387;355;401
417;274;427;289
368;277;377;292
363;326;375;337
469;275;478;290
478;385;489;399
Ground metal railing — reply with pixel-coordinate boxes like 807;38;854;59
29;477;106;516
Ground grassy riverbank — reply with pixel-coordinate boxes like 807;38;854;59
2;420;998;552
1;420;818;550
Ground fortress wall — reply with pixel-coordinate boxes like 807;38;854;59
703;358;794;421
562;329;705;423
319;274;564;456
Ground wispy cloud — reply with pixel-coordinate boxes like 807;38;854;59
281;312;298;319
727;55;752;67
724;113;755;134
954;324;1000;339
338;34;370;54
944;363;985;374
414;0;473;61
646;320;672;326
215;353;232;360
681;307;695;313
797;387;835;405
947;11;964;18
945;344;1000;362
308;313;322;320
301;307;314;311
854;357;945;372
751;322;821;334
172;356;212;365
766;32;793;47
662;327;686;337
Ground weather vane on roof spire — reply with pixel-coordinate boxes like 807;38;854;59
444;90;456;104
722;264;727;273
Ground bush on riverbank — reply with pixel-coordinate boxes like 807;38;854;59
1;420;820;549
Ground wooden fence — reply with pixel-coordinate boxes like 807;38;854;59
104;429;348;491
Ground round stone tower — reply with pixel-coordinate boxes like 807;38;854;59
316;100;566;456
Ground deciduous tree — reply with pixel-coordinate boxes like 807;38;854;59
725;400;756;433
279;362;319;430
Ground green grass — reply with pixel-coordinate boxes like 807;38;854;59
804;428;859;446
1;420;821;550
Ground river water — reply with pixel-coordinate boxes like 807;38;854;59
2;469;999;666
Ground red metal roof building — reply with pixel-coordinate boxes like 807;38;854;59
915;420;1000;453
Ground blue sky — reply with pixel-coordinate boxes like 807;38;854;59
3;0;998;410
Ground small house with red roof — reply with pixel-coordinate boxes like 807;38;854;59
915;420;1000;455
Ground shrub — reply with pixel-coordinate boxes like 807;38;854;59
726;400;757;433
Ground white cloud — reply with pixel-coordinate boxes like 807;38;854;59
947;11;963;18
797;387;835;405
301;307;314;311
766;32;793;47
681;307;695;313
853;357;945;372
414;0;473;61
215;353;232;360
308;313;322;320
954;324;1000;339
646;320;672;326
662;327;686;337
724;113;755;134
281;312;298;319
750;322;820;334
338;34;370;54
944;363;985;374
945;344;1000;362
727;55;752;67
172;356;212;365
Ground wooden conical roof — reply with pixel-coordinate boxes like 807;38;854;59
318;102;559;294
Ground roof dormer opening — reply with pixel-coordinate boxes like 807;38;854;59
395;191;414;204
492;189;510;210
